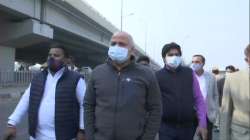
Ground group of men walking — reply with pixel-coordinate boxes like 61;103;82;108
4;31;250;140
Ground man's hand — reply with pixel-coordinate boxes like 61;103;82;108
76;130;86;140
196;127;207;140
3;126;17;140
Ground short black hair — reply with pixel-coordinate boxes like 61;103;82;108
162;42;182;58
50;43;69;58
137;55;150;63
212;69;219;75
193;54;206;64
225;65;236;72
245;44;250;56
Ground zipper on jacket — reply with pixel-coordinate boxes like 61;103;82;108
174;73;181;126
113;71;121;140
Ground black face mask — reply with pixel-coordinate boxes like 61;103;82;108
47;57;64;72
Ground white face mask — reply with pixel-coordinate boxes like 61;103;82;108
165;56;182;69
108;45;129;64
190;63;203;71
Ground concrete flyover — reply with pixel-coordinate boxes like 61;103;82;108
0;0;116;68
0;0;160;84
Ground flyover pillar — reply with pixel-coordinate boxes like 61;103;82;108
0;46;15;85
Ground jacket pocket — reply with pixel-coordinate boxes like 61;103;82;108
121;79;146;103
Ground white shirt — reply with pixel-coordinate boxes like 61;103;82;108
196;73;207;100
8;68;86;140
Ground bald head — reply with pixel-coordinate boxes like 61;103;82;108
109;32;135;64
111;32;135;49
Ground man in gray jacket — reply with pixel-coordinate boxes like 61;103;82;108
190;54;219;140
84;32;162;140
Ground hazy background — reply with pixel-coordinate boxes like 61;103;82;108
83;0;249;70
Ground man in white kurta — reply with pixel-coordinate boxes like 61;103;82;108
4;46;86;140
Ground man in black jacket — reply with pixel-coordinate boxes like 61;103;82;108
84;32;162;140
155;43;207;140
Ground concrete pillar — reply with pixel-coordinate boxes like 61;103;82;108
0;46;15;86
0;46;15;71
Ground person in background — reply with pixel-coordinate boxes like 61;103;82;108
225;65;236;73
220;44;250;140
211;67;225;106
190;54;219;140
212;68;219;76
136;55;151;66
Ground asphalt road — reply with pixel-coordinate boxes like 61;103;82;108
0;99;29;140
0;99;220;140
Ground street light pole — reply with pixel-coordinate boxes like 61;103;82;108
144;22;148;55
120;0;123;31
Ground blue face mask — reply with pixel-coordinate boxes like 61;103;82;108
165;56;182;69
190;63;203;71
108;45;129;64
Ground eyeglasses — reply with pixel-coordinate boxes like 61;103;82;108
167;53;180;56
110;41;127;47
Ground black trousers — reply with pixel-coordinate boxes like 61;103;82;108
159;122;196;140
207;119;214;140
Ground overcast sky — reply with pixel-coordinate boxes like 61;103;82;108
83;0;249;70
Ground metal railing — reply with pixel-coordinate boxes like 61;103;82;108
0;71;37;87
0;68;92;88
